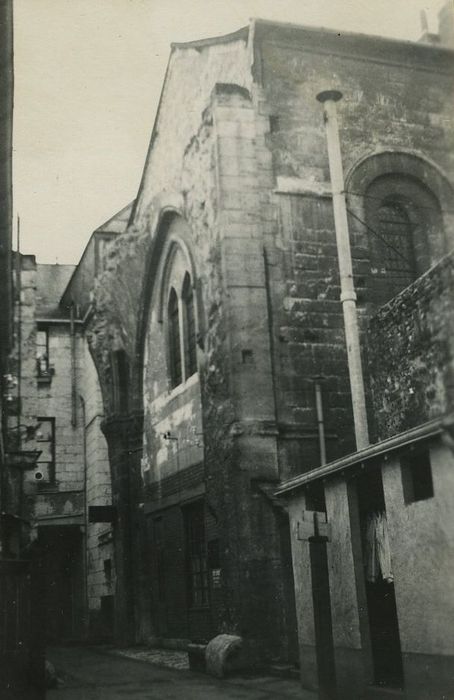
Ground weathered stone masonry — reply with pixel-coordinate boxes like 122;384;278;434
83;17;454;668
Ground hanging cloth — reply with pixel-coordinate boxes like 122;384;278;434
365;513;378;583
376;511;393;583
365;511;393;583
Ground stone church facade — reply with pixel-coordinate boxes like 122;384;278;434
7;8;454;697
74;13;454;670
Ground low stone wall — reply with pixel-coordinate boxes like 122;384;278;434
367;250;454;440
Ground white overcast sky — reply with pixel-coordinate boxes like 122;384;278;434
13;0;446;264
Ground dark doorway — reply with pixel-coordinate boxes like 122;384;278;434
278;512;299;665
184;501;212;641
99;595;114;641
149;502;216;643
356;467;404;689
0;558;45;699
310;536;337;700
38;526;84;643
151;515;168;637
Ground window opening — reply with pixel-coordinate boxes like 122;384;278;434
376;200;416;277
356;467;404;688
35;418;55;484
182;274;197;379
241;349;254;364
103;559;112;586
269;115;280;133
168;287;182;388
185;502;209;608
153;517;166;603
36;328;51;378
305;482;326;513
112;350;129;413
401;448;433;504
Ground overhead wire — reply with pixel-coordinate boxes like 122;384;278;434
346;207;412;266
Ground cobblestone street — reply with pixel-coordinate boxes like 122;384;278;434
111;646;190;671
46;646;316;700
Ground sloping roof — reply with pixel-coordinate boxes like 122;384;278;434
166;18;451;55
59;201;134;314
130;17;453;225
170;25;249;50
94;201;134;234
36;264;75;318
276;414;454;495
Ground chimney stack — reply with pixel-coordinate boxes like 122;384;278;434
420;9;429;34
438;0;454;48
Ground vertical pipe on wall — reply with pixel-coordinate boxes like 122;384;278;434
15;217;24;529
79;395;89;639
316;90;369;451
15;216;21;441
314;381;327;466
70;304;77;427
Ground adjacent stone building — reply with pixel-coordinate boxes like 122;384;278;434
0;2;45;697
5;222;124;643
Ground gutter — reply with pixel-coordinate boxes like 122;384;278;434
70;304;77;427
276;413;454;495
36;301;92;327
79;395;89;639
251;17;454;58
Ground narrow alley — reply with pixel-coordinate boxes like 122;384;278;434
2;3;454;700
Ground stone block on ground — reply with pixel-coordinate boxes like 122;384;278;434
205;634;254;678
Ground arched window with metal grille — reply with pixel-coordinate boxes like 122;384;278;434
362;173;444;304
168;287;182;388
376;198;417;283
182;273;197;379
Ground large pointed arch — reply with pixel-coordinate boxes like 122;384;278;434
135;209;202;401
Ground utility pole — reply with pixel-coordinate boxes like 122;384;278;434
316;90;369;451
16;216;22;442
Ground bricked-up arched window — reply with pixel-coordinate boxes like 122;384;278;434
182;273;197;379
168;287;182;388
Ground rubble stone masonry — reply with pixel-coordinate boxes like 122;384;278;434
368;250;454;440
